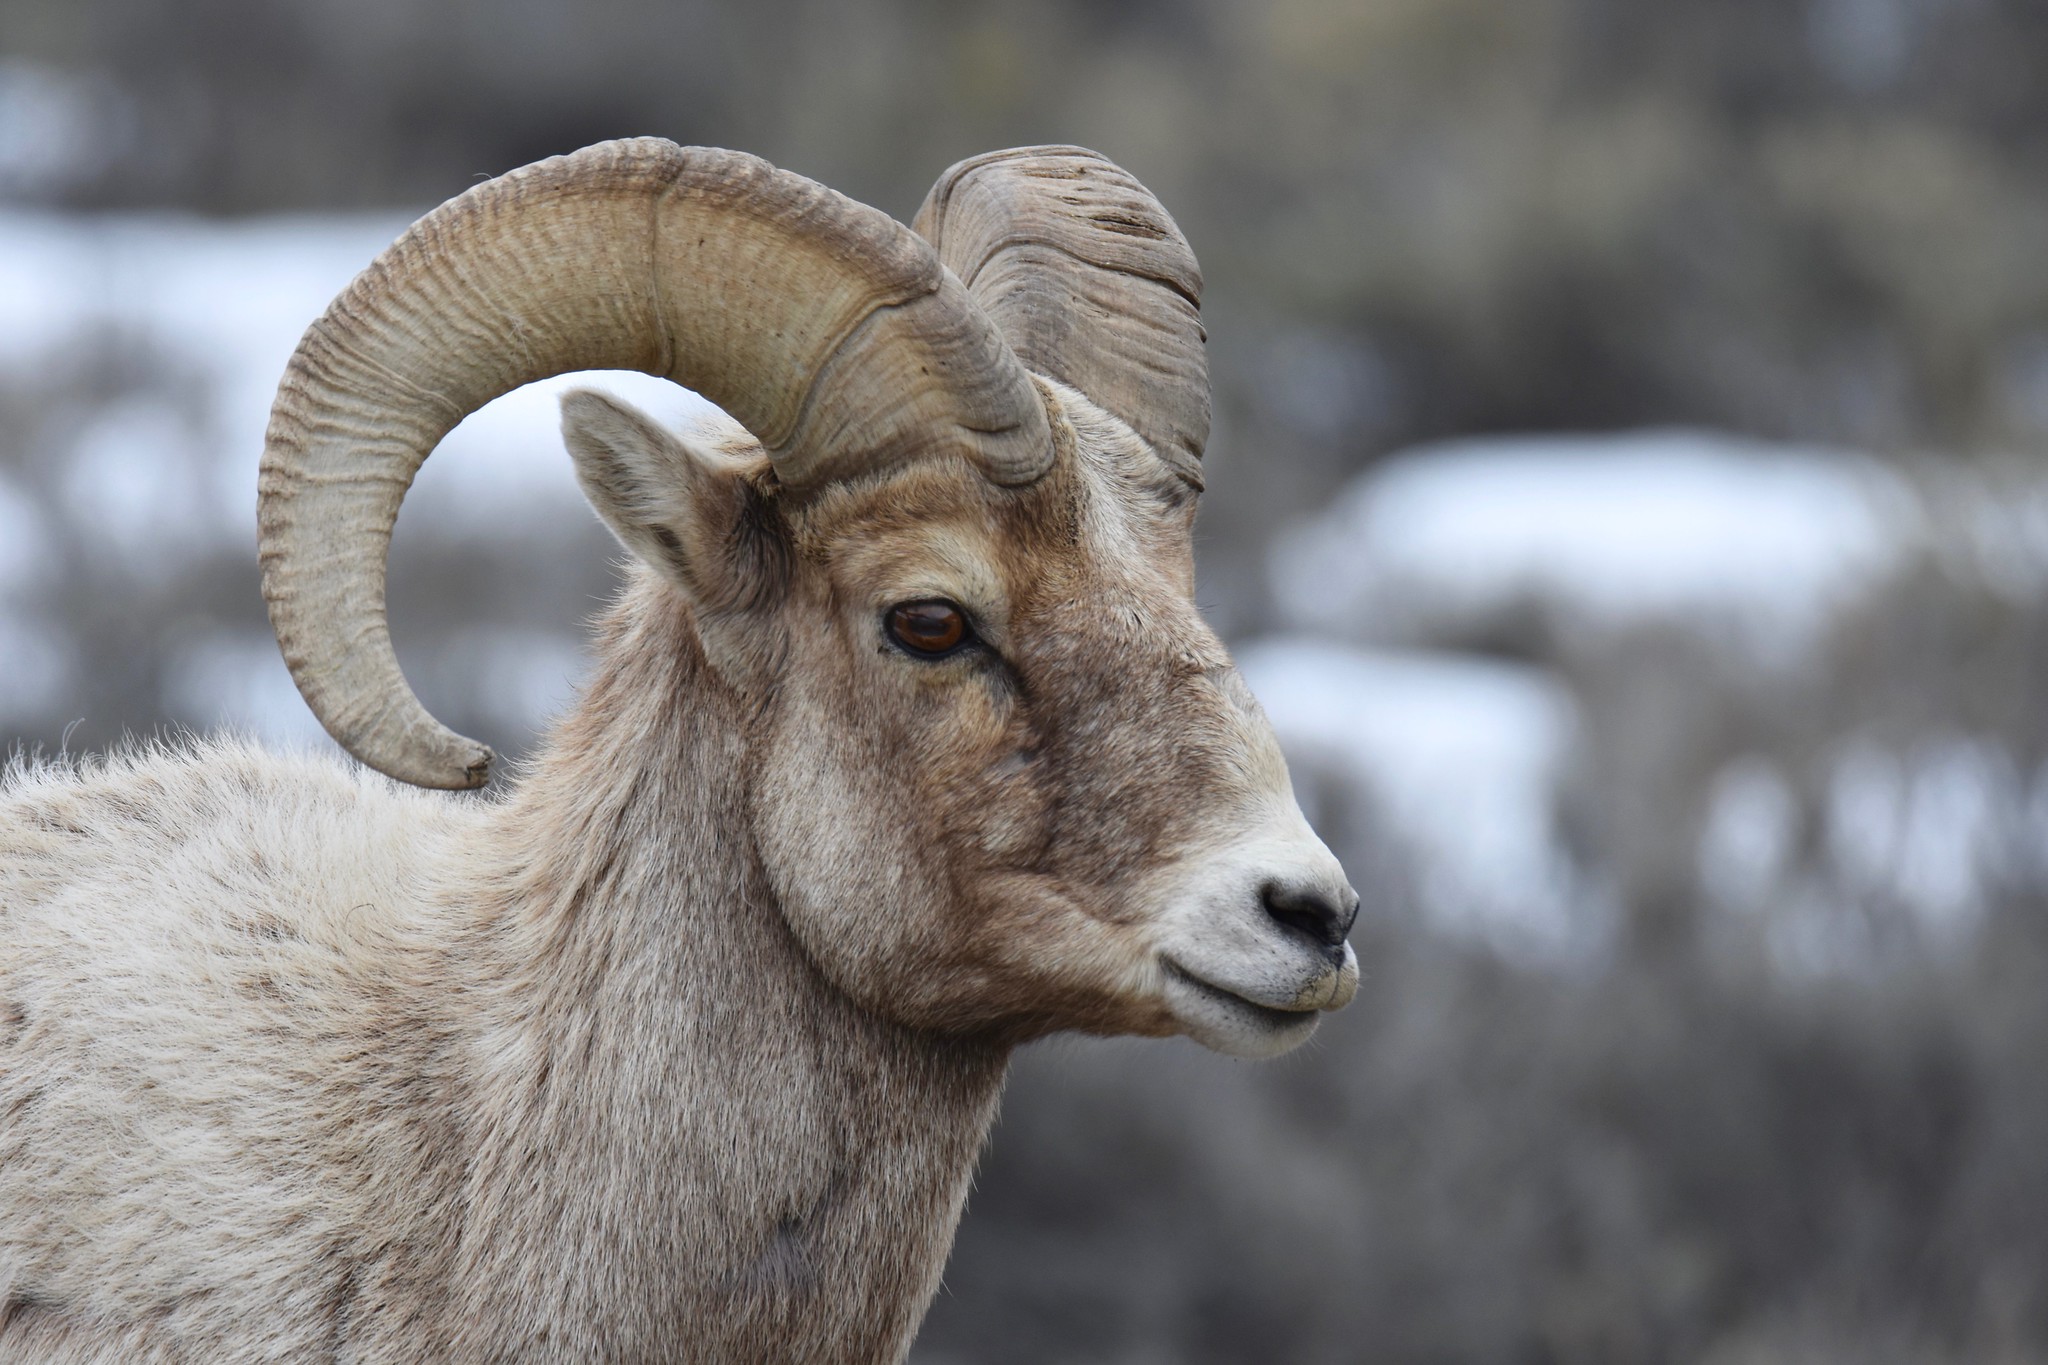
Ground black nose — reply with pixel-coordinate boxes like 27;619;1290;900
1262;881;1359;955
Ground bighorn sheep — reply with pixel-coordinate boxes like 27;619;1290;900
0;140;1358;1362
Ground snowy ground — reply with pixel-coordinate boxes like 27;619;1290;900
1267;429;1920;664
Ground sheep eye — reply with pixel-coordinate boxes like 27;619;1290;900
886;600;970;658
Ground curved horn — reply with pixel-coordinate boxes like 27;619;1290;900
913;145;1208;488
260;138;1051;790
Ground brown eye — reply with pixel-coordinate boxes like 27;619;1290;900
886;600;970;657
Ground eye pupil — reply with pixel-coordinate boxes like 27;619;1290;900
888;601;968;655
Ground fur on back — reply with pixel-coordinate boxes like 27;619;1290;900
0;740;484;1358
0;651;1009;1364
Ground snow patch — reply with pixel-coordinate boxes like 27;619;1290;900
1272;429;1915;663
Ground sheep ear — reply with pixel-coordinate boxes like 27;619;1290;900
560;388;784;612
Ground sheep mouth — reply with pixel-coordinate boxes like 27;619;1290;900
1161;959;1314;1032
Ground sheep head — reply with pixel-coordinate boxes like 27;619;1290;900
260;140;1357;1057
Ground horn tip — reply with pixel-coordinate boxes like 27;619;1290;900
459;743;495;789
364;735;494;791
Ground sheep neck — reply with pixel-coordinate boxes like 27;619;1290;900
448;585;1009;1362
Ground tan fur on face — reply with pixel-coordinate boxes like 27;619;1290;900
746;383;1318;1043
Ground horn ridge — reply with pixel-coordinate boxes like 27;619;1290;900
913;144;1210;489
261;138;1049;788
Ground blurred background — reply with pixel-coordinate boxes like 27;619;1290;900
5;0;2048;1359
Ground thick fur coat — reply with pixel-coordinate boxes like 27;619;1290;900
0;386;1353;1361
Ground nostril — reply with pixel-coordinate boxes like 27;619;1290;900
1262;881;1357;953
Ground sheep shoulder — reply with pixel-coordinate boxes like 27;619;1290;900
0;739;483;1359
